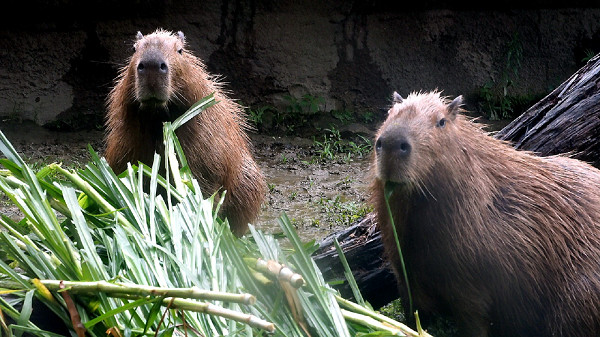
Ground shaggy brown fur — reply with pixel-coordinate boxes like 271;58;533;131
370;91;600;337
104;29;266;237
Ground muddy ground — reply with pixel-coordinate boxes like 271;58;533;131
0;114;511;243
0;120;374;242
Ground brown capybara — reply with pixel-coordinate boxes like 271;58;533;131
370;91;600;337
104;29;266;237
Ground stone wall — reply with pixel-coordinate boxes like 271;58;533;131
0;0;599;128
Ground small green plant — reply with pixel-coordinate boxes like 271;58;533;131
348;135;372;157
336;176;355;188
317;195;372;228
285;94;324;115
379;298;405;323
308;176;315;189
582;48;597;63
246;105;277;131
359;110;376;124
312;127;372;162
331;109;355;124
289;191;298;200
313;127;343;161
275;94;325;133
478;32;523;120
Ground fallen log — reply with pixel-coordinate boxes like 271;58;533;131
496;53;600;167
312;212;399;309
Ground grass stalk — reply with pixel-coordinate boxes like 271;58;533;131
333;237;365;306
40;280;256;305
384;184;413;317
341;308;405;335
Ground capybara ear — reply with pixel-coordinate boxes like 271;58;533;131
393;91;403;104
447;95;463;120
136;31;144;41
177;31;185;44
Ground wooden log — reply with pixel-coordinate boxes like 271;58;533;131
312;212;399;309
496;53;600;167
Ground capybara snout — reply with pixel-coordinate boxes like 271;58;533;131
375;125;413;184
136;56;170;105
375;125;413;158
137;51;168;75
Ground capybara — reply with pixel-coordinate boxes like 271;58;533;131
370;91;600;336
104;29;266;237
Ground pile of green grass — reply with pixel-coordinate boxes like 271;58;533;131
0;95;426;337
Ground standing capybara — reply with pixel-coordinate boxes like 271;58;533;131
104;29;266;237
370;91;600;337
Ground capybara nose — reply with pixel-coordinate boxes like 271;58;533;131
376;133;411;158
137;56;168;75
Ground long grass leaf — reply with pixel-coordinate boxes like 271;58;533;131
334;237;365;306
0;132;25;166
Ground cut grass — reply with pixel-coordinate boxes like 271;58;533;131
0;94;425;337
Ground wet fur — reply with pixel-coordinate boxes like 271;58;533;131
370;91;600;336
104;29;266;237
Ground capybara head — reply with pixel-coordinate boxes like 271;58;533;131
371;90;600;337
374;91;463;192
105;29;266;237
132;30;186;110
111;29;213;121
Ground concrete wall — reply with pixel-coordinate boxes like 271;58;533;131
0;0;599;128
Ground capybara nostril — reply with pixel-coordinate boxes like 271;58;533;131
398;140;411;156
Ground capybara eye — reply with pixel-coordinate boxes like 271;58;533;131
375;138;382;152
177;49;183;54
437;118;446;128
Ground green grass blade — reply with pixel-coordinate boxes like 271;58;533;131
334;237;365;307
0;131;25;167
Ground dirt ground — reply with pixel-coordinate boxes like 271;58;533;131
0;113;512;243
0;120;373;242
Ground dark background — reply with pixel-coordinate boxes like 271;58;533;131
1;0;599;131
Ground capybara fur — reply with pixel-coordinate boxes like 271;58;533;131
104;29;266;237
370;91;600;337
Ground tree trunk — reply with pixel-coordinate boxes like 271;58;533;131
312;212;400;309
496;53;600;168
